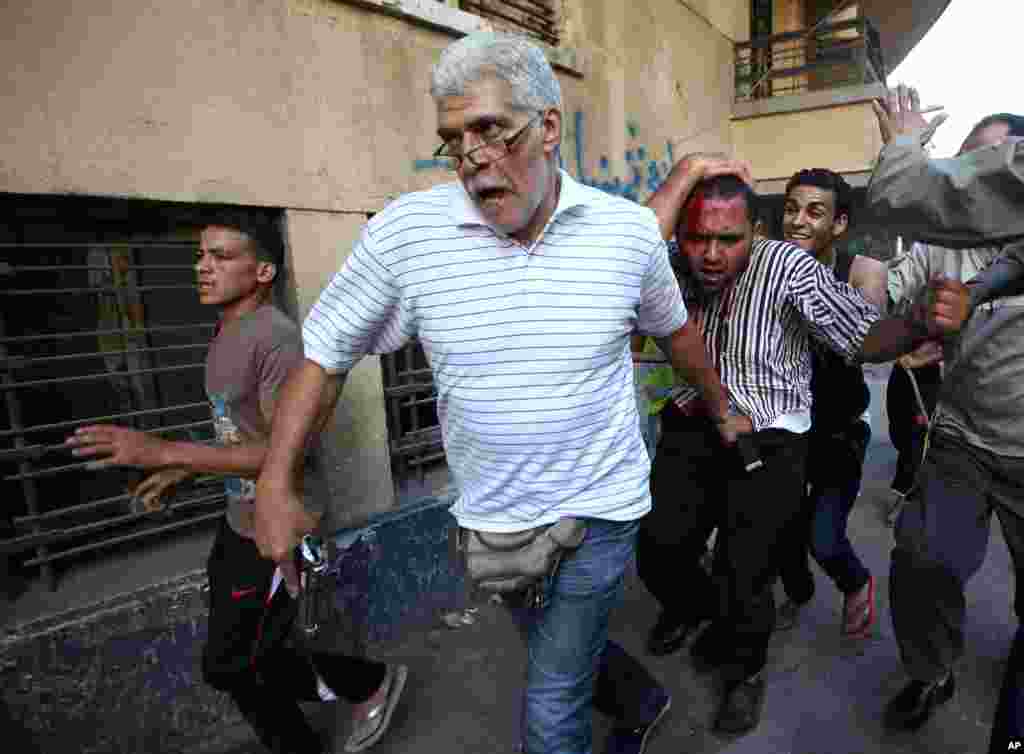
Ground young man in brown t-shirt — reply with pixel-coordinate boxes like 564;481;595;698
66;213;407;754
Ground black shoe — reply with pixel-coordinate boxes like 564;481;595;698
646;612;704;656
714;675;765;734
604;694;671;754
690;624;729;673
883;673;955;731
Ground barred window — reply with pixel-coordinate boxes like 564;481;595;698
458;0;560;47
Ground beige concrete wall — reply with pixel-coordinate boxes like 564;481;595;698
0;0;739;211
557;0;736;201
674;0;750;42
731;101;883;182
0;0;461;213
284;209;395;524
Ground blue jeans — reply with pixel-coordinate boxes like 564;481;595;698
507;519;666;754
780;422;871;603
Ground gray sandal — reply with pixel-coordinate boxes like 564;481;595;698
344;664;409;753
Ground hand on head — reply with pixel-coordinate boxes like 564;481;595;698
682;152;754;187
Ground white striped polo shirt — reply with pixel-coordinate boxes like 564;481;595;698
303;171;687;532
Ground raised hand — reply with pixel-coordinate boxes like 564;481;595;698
871;83;948;145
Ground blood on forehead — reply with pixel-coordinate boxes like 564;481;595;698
683;191;750;235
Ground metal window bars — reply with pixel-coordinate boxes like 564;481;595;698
381;342;446;486
459;0;560;47
734;17;886;102
0;236;222;590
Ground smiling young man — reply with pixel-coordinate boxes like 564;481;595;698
250;32;745;754
66;213;405;754
636;154;969;735
773;169;886;640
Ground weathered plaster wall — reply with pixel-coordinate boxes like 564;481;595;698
0;0;741;209
0;0;461;213
731;101;882;182
283;209;395;525
545;0;739;202
678;0;750;42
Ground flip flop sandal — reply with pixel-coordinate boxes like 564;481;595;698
344;664;409;753
842;576;876;639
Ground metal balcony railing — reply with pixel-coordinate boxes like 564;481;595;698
735;17;886;103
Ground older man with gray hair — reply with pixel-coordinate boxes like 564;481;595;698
253;32;743;754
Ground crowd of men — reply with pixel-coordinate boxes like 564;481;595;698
63;31;1024;754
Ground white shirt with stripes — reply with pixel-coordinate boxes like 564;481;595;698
303;171;687;532
669;239;879;432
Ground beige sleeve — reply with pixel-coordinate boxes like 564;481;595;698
866;136;1024;247
887;243;932;316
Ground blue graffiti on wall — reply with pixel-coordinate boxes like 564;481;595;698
569;111;674;202
413;158;452;171
411;110;676;203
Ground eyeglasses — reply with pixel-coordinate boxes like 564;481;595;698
433;112;544;171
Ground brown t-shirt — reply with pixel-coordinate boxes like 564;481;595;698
205;304;327;538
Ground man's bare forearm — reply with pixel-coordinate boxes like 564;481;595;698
851;256;888;313
657;323;729;420
646;162;704;241
262;359;346;483
860;316;928;363
160;440;267;477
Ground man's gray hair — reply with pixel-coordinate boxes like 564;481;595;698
430;32;562;112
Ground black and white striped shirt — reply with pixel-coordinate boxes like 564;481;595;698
670;239;879;431
303;172;687;531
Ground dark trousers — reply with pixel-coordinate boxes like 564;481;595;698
891;433;1024;683
637;411;808;681
989;625;1024;754
779;421;871;603
203;520;386;754
0;698;40;754
886;364;941;494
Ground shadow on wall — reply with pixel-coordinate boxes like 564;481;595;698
413;111;677;204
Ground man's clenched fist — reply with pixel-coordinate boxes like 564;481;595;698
923;276;971;337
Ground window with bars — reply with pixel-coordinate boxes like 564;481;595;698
455;0;560;47
380;338;446;490
0;195;278;590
